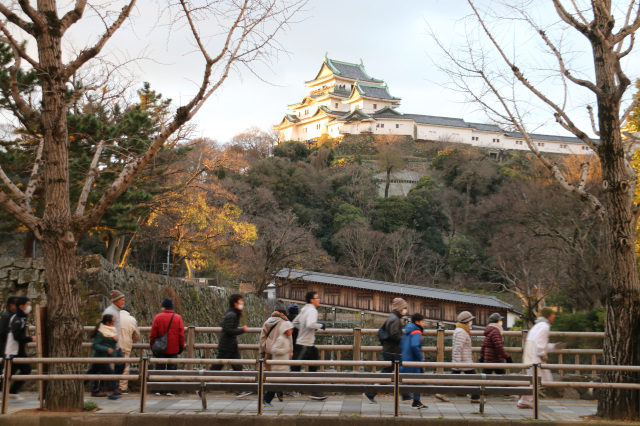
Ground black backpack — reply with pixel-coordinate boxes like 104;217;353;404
378;318;391;343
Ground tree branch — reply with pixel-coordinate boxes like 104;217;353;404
0;190;39;236
0;21;39;69
0;3;36;35
63;0;137;80
23;138;44;206
587;105;600;136
60;0;87;33
74;139;105;216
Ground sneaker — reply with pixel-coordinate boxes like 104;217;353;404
276;392;283;402
263;400;273;407
411;401;427;409
435;394;450;402
108;394;122;400
155;392;163;396
9;394;23;401
363;393;377;404
517;403;534;409
290;391;301;398
166;392;175;397
91;391;107;398
309;393;327;400
119;389;129;395
236;391;253;398
111;389;122;396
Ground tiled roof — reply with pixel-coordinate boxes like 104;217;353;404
318;105;348;116
506;131;593;144
351;82;401;101
337;108;374;122
325;58;384;83
276;269;514;310
468;122;503;132
405;114;469;128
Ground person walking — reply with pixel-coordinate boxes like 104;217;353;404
517;307;564;409
211;294;252;398
0;296;17;380
480;313;512;375
399;313;428;410
118;306;141;394
259;304;291;402
150;298;185;396
4;297;35;401
103;290;126;376
292;291;327;400
285;303;301;398
87;314;122;400
452;311;480;403
363;297;407;404
263;321;294;407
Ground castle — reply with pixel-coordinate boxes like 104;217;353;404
273;55;595;156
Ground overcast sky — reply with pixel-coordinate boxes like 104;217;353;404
12;1;638;143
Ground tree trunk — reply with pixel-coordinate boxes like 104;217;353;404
113;235;126;265
106;233;117;263
185;258;195;278
384;167;392;198
593;20;640;418
22;231;35;258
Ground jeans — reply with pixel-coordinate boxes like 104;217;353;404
290;345;319;373
113;348;125;375
453;369;480;399
9;356;31;394
87;362;117;393
482;368;506;375
155;353;178;394
365;352;401;399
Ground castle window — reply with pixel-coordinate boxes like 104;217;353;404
305;109;309;115
538;142;545;147
335;103;338;108
396;124;399;129
373;104;377;109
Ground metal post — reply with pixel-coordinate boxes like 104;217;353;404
436;325;444;372
393;360;400;417
139;357;148;414
532;363;539;420
558;353;564;376
257;359;264;415
186;326;196;371
353;328;362;370
2;357;12;414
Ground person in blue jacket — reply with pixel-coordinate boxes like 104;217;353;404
400;313;428;410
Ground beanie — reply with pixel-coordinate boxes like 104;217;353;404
162;298;173;310
391;298;408;312
288;303;299;315
110;290;124;303
540;307;554;318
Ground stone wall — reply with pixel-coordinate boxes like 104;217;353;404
0;254;266;331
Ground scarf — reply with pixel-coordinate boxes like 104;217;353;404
456;322;471;335
487;323;504;335
271;311;288;321
98;323;117;339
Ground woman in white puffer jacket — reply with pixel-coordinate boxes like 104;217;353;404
263;321;293;406
451;311;480;402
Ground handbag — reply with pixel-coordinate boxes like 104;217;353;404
151;313;175;354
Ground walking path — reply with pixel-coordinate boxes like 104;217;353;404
5;392;597;421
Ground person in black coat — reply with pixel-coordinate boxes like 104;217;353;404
0;296;17;378
212;294;252;397
5;297;36;399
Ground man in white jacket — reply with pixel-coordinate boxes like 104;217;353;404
517;307;564;409
292;291;327;400
118;306;141;393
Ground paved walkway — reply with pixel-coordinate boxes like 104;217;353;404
5;392;597;421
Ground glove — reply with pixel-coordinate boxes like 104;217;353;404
554;342;567;350
479;356;484;363
320;323;326;330
541;355;548;363
178;346;185;354
506;356;513;363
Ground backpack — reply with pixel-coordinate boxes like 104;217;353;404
377;318;391;343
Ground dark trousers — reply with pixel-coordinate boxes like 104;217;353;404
365;351;401;399
113;348;125;375
211;350;244;372
453;369;480;399
155;353;178;393
9;357;31;394
87;362;117;394
290;345;319;372
482;368;506;375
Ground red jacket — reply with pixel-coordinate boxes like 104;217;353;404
480;324;510;363
150;310;185;355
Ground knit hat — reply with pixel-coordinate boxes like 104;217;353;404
288;303;299;315
539;307;554;318
457;311;475;323
122;305;131;313
488;313;504;324
161;298;173;310
110;290;124;303
391;298;408;312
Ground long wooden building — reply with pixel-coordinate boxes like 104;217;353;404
275;269;517;327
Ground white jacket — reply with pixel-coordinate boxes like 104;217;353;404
523;317;556;364
452;327;473;371
292;304;323;347
119;310;141;353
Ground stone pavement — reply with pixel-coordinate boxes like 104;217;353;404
4;392;597;421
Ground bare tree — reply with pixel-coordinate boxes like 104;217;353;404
333;221;386;279
432;1;640;418
0;0;305;411
383;227;422;283
374;134;405;198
